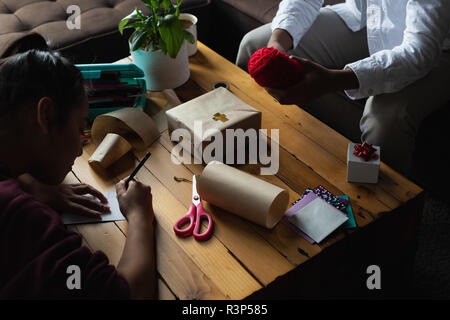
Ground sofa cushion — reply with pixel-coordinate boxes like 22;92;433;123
220;0;281;24
219;0;343;25
181;0;211;10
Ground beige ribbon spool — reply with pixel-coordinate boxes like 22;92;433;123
88;108;159;169
197;161;289;229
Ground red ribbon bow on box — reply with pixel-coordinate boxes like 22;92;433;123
353;142;379;161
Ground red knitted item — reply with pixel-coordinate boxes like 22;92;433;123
248;47;305;89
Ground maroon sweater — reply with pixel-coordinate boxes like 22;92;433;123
0;178;130;299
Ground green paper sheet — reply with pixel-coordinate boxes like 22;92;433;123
338;195;357;228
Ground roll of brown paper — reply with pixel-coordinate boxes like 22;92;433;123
197;161;289;229
91;107;160;151
89;108;159;171
88;133;132;169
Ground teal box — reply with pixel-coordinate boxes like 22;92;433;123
75;63;146;122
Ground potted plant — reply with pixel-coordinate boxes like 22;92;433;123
119;0;195;91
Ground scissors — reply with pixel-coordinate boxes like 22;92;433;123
173;175;214;241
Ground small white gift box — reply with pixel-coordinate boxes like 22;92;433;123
347;142;380;183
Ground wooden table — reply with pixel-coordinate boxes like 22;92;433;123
68;42;424;299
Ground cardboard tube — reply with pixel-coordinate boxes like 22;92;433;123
197;161;289;229
88;133;132;169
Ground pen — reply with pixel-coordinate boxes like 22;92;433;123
126;152;151;188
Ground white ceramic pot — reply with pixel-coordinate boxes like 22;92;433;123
131;42;190;91
179;13;198;56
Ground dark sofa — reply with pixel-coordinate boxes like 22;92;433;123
0;0;213;63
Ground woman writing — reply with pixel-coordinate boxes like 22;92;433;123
0;49;156;299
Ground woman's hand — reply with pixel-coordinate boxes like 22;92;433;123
18;173;110;218
115;178;154;223
116;177;156;299
266;57;359;106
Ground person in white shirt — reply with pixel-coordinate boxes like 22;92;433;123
236;0;450;175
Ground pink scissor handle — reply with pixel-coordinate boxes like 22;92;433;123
173;203;196;237
193;202;214;241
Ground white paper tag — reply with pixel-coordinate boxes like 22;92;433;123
287;197;348;243
61;192;125;225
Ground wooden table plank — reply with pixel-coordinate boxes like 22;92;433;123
65;171;176;299
132;141;295;286
158;278;176;300
276;94;423;203
158;128;372;266
157;131;324;264
187;61;398;213
193;41;423;206
74;223;126;266
67;42;423;299
71;144;262;299
158;95;372;229
157;130;351;266
275;143;375;228
132;161;262;299
156;225;229;299
115;218;229;299
187;43;422;213
164;43;421;268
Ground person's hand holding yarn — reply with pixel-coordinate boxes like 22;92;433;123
265;56;337;106
248;47;304;89
248;47;359;106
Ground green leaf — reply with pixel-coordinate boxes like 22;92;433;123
149;0;160;20
119;0;187;55
158;13;177;26
145;12;158;36
162;0;171;11
135;8;146;20
150;0;160;10
132;19;148;28
183;30;195;43
175;0;182;16
158;16;185;58
118;10;139;34
130;29;148;51
159;37;167;53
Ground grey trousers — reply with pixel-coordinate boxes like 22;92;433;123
236;8;450;175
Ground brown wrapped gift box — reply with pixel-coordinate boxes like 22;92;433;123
165;87;262;163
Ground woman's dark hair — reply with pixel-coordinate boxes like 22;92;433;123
0;49;85;134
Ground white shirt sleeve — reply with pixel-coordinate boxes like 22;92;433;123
271;0;324;48
345;0;450;100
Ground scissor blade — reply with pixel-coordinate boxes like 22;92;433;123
192;175;200;206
